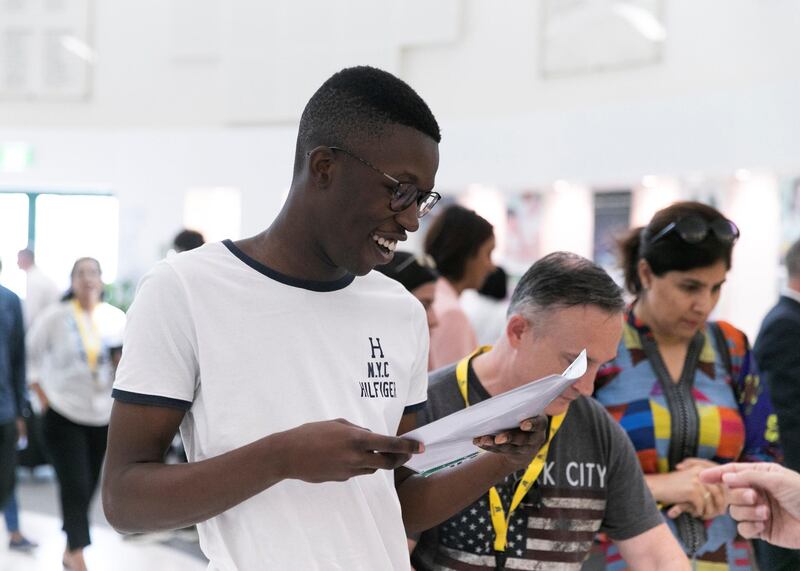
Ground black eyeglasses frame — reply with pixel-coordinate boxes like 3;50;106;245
327;146;440;218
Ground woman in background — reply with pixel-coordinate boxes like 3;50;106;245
461;266;509;347
375;250;439;571
424;205;495;370
594;202;780;570
28;257;125;571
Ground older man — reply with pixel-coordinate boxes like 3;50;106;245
412;252;688;571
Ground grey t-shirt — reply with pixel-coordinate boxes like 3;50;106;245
412;363;664;571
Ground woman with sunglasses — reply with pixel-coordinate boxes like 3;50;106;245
593;201;781;570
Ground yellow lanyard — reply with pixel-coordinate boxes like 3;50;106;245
455;346;566;555
71;299;101;375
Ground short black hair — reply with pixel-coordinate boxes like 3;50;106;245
424;205;494;281
618;201;735;295
294;66;440;172
508;252;624;320
173;229;205;253
786;237;800;278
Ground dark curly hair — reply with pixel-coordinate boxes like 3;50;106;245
618;201;736;296
293;66;440;173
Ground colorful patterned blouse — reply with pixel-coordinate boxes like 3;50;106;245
594;308;781;571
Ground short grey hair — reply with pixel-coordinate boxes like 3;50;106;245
787;238;800;278
508;252;625;321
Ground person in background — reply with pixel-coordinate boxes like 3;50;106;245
424;205;495;370
375;251;439;567
27;257;126;571
701;462;800;550
594;201;781;569
0;258;35;552
412;253;688;571
17;248;60;330
0;258;28;510
749;236;800;569
375;252;439;332
461;265;509;347
172;229;205;253
14;249;56;481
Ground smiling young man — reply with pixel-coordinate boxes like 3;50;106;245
412;252;689;571
102;66;547;570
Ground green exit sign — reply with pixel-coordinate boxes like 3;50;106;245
0;142;34;172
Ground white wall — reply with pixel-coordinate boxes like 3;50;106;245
0;127;297;281
2;0;798;128
1;0;798;336
0;0;461;126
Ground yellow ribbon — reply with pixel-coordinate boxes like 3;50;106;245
71;299;101;375
455;346;566;555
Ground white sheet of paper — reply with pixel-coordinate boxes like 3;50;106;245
404;350;587;475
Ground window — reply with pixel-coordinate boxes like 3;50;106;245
0;190;118;297
35;193;119;288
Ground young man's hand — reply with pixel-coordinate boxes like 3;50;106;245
280;418;423;483
472;415;548;471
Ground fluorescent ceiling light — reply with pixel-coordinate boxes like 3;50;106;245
641;175;659;188
612;2;667;43
60;35;97;64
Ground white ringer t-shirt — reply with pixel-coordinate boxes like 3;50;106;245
112;240;429;571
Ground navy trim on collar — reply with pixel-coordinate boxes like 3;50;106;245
222;239;356;292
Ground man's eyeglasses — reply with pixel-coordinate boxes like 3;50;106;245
328;146;441;218
649;214;740;246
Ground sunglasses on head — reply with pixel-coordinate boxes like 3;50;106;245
648;214;740;246
394;253;437;273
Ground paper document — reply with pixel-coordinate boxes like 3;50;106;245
404;350;587;475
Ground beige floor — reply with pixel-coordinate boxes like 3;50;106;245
0;512;207;571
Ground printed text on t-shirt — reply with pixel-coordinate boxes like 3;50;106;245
540;461;608;487
360;337;397;399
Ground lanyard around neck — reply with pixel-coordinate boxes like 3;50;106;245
71;299;101;374
455;346;566;560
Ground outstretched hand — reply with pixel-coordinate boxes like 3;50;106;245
472;416;549;471
664;458;727;520
282;418;423;484
701;462;800;549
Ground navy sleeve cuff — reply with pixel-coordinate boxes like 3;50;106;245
112;389;192;411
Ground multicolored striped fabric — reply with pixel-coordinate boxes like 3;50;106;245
594;309;781;570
